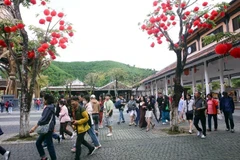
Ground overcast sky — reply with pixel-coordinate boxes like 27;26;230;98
20;0;229;71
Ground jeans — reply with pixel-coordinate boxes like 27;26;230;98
60;122;72;139
36;131;57;160
118;109;125;122
43;133;60;146
208;114;218;130
75;132;94;160
194;115;206;136
0;106;4;113
162;111;170;123
92;114;99;135
87;126;100;147
36;105;40;111
223;111;234;129
0;146;6;155
135;108;140;125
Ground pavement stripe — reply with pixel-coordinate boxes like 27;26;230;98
0;115;41;118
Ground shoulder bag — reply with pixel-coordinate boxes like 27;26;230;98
37;114;53;135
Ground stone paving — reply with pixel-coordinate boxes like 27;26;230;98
0;109;240;160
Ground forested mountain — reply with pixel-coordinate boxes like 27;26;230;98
42;61;156;86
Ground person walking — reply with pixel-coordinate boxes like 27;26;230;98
70;96;96;160
116;94;126;124
0;126;11;160
90;95;100;136
29;94;57;160
83;95;101;149
0;99;4;113
206;93;219;131
183;94;194;134
156;92;164;121
193;91;207;139
59;99;74;139
98;95;104;128
220;91;235;133
145;96;155;132
138;96;147;128
161;95;170;125
127;95;137;126
178;96;185;123
104;94;114;137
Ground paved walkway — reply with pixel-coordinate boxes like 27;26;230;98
0;109;240;160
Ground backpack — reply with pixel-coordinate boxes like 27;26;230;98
115;100;121;109
76;105;92;127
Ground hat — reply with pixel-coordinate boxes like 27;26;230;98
90;95;96;99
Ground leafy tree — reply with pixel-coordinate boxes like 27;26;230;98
0;0;74;137
108;68;127;96
84;72;99;94
141;0;227;131
35;74;49;98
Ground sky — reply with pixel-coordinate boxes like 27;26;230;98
20;0;230;71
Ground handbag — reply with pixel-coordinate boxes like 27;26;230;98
0;126;4;136
186;100;193;114
36;114;53;135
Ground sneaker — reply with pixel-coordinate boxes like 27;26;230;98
214;128;217;131
197;131;201;137
201;135;206;139
129;123;132;126
4;151;10;160
96;145;102;149
122;121;125;123
43;146;47;149
107;133;113;137
99;125;103;129
207;129;211;132
166;120;168;123
117;122;120;125
88;147;97;156
71;147;76;153
225;128;230;131
71;132;76;139
162;122;166;125
231;129;235;133
189;130;192;134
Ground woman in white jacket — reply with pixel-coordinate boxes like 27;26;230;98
183;94;194;134
59;100;74;139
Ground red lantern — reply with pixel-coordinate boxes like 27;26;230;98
184;69;190;76
194;66;197;73
215;44;228;55
167;79;170;84
230;47;240;58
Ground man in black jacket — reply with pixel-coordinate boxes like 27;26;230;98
157;92;163;121
193;91;207;139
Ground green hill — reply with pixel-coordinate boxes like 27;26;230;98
42;61;156;87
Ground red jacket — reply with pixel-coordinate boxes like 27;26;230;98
207;99;219;114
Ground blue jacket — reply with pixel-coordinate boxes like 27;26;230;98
220;96;235;113
37;104;56;132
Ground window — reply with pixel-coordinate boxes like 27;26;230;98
187;42;197;55
202;26;223;47
232;15;240;31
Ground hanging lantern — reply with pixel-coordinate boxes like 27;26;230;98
230;47;240;58
215;44;228;55
184;68;190;76
145;86;147;89
168;79;170;84
194;66;197;73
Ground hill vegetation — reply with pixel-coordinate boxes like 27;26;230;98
42;61;156;86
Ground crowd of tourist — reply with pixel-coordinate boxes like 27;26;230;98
0;90;236;160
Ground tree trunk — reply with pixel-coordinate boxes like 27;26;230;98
5;55;18;97
170;51;184;132
19;109;30;138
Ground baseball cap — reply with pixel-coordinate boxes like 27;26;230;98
90;95;96;99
